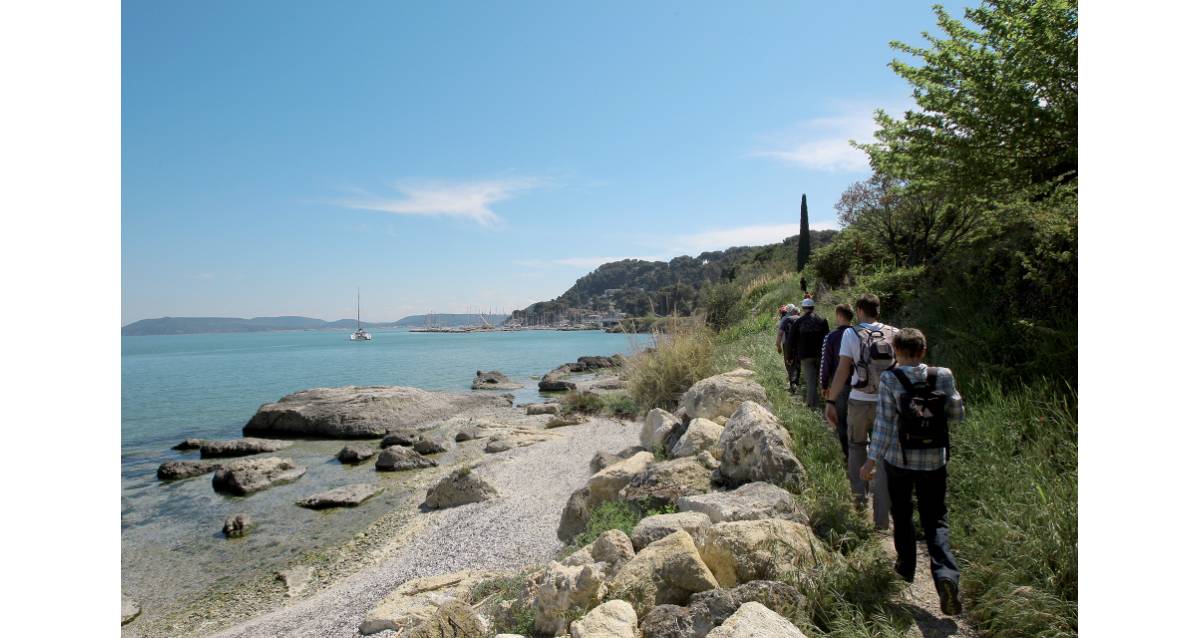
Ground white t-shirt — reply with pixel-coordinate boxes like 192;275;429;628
839;321;886;402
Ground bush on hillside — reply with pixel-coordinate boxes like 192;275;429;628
700;280;744;331
561;390;604;415
810;228;887;288
626;324;716;411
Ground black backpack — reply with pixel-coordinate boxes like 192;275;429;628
787;313;828;359
888;367;950;464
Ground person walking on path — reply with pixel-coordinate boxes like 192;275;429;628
787;297;829;407
775;304;801;393
825;293;895;530
820;303;855;463
859;328;964;616
800;275;808;293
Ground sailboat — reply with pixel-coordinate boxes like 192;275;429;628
350;288;372;341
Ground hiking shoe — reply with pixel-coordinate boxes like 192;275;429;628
936;578;962;616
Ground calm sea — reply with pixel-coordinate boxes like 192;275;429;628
120;328;647;622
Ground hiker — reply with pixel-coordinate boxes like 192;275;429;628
800;275;808;293
787;297;829;407
824;293;894;530
859;328;964;616
776;304;801;392
820;303;855;463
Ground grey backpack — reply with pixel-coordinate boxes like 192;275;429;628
852;323;897;394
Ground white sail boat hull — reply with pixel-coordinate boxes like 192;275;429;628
350;288;372;341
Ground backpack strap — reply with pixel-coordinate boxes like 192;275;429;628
888;367;917;394
925;367;940;385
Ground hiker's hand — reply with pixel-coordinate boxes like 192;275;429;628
824;403;838;427
860;461;876;481
776;344;782;354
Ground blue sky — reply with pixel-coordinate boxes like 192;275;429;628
122;0;969;324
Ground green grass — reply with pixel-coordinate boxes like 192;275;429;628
561;390;605;415
711;279;1077;638
626;323;717;411
600;392;638;420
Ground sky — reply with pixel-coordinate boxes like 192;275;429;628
122;0;971;324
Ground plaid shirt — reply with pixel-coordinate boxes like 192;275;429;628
868;363;965;470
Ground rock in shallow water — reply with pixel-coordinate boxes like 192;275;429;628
376;445;438;471
336;444;376;463
243;385;509;438
212;457;306;495
277;565;314;598
296;483;381;509
199;437;292;459
171;438;205;451
471;369;523;391
222;513;252;538
414;437;449;455
157;460;221;481
382;428;420;447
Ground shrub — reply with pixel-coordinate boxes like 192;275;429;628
471;571;537;636
570;500;641;547
700;280;744;330
561;390;604;415
601;393;638;420
626;324;716;411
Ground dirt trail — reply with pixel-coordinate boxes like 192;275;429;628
875;528;977;638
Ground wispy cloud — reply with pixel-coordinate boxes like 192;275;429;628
334;177;542;226
751;102;908;172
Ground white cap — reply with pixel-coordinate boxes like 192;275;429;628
784;304;797;312
801;298;815;308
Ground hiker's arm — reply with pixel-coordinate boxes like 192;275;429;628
775;327;783;352
868;379;897;463
827;355;853;397
941;368;965;423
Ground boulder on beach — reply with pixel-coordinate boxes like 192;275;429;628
413;437;449;455
157;460;221;481
641;582;806;638
243;385;509;439
530;561;609;636
455;425;484;442
360;570;492;635
630;511;712;551
618;456;713;509
569;599;639;638
561;529;636;571
277;565;314;598
526;402;560;416
641;408;680;452
222;513;252;538
707;601;806;638
382;428;420;447
546;413;586;428
538;373;577;392
376;445;439;471
409;599;488;638
677;482;804;524
212;457;306;495
697;519;827;588
423;468;498;509
336;444;377;464
717;402;806;491
296;483;381;509
679;370;768;420
670;417;725;459
589;446;644;473
557;451;655;542
199;437;292;459
471;370;523;391
121;595;141;625
605;530;720;617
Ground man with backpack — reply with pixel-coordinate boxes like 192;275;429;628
787;297;829;407
824;293;895;530
859;328;964;616
775;304;801;392
820;303;855;463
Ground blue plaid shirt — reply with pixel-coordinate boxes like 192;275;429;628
868;363;964;470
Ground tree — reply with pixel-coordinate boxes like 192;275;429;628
796;194;811;272
835;175;979;267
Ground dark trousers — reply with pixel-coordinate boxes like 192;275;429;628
834;385;850;463
884;461;961;585
785;359;799;387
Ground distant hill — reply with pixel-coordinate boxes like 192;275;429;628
514;231;838;322
121;313;511;336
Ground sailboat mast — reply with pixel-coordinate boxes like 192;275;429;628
357;288;361;329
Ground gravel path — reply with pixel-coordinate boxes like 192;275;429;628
212;416;638;638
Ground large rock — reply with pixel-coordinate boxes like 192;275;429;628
717;402;806;491
382;428;420;447
531;561;609;636
680;371;768;420
171;438;205;450
376;445;439;471
670;418;724;459
243;386;508;438
630;512;712;551
538;373;577;392
471;369;523;391
706;601;806;638
526;402;560;415
605;530;719;617
570;599;639;638
199;437;292;459
414;437;450;455
619;457;713;508
121;595;140;625
424;468;498;509
685;581;806;636
157;460;220;481
677;482;804;524
641;408;680;451
296;483;381;509
211;457;306;495
455;425;484;441
336;444;377;463
408;599;489;638
360;570;489;635
590;446;644;473
562;529;636;571
558;452;655;542
697;520;828;588
222;513;251;538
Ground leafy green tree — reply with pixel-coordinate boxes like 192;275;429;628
835;175;978;267
797;193;811;272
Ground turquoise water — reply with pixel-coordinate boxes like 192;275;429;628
121;328;647;625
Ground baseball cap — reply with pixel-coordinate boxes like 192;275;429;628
801;298;815;308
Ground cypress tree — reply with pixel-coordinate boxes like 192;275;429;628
797;193;811;272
